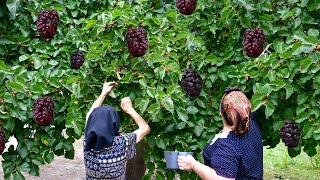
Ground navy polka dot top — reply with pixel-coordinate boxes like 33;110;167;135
203;113;263;179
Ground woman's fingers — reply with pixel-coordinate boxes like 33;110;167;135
178;156;186;170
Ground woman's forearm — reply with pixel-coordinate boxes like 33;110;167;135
192;161;232;180
128;109;150;142
86;94;107;123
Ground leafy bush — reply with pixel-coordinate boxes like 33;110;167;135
0;0;319;179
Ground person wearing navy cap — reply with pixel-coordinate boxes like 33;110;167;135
84;82;150;179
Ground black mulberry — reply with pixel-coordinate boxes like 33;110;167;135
242;28;265;57
71;50;85;69
125;28;148;57
181;69;202;97
33;96;55;126
36;10;59;39
279;120;300;148
176;0;197;15
0;128;6;155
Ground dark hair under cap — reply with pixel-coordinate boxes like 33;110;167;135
84;106;120;151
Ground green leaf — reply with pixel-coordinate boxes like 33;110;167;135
273;39;286;53
295;112;310;123
261;84;272;96
85;20;97;30
29;164;39;176
0;60;13;73
186;106;198;114
176;122;186;129
19;55;29;62
158;66;166;80
265;101;275;117
65;76;79;84
17;143;29;159
65;149;75;159
297;93;308;105
300;57;313;73
138;79;147;87
193;124;203;137
4;118;15;132
165;10;176;18
148;103;160;115
177;108;188;123
285;84;294;99
139;99;149;113
112;9;123;18
33;59;42;69
44;152;54;163
296;104;307;116
12;171;25;180
251;94;264;112
196;99;206;108
176;32;188;41
307;0;320;11
32;158;44;166
307;29;319;37
10;82;24;92
288;146;301;158
6;0;20;19
304;142;317;157
146;88;155;98
309;108;320;118
166;85;178;94
162;97;174;113
155;138;166;149
17;162;30;173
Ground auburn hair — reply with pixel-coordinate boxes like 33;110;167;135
220;88;252;135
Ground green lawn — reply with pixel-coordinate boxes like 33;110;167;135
264;143;320;180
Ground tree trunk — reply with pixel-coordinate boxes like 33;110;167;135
126;141;146;180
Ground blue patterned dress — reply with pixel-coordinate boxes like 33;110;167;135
84;133;137;180
203;114;263;179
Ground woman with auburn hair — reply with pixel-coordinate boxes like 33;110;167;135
178;87;263;180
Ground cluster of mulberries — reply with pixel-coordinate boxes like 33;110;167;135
70;50;85;69
181;69;202;97
125;28;149;57
176;0;197;15
242;28;266;57
32;96;55;126
36;10;59;39
279;120;301;148
0;128;6;155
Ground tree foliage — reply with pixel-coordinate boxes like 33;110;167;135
0;0;319;179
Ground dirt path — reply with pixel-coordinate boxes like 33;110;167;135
0;138;86;180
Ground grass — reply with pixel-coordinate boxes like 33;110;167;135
264;143;320;180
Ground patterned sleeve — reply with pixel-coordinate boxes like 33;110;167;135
123;133;137;160
210;142;238;178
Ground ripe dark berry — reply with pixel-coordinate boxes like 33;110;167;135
279;120;301;148
36;10;59;39
176;0;197;15
242;28;265;57
70;50;85;69
125;28;148;57
32;96;55;126
181;69;202;97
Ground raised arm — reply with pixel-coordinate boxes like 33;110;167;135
86;82;117;123
121;97;150;143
